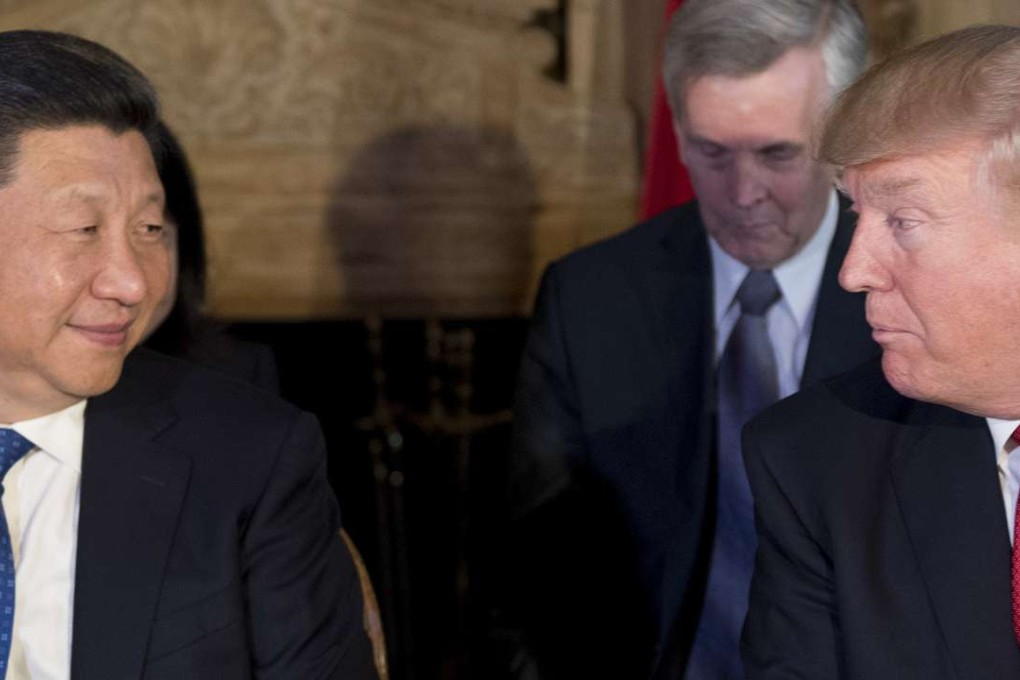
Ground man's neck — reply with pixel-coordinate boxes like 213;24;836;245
0;395;83;426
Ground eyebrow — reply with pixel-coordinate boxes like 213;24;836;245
142;191;164;207
685;133;801;154
61;184;164;208
684;133;725;148
863;176;928;201
759;142;803;154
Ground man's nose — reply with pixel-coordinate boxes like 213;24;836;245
730;155;768;208
838;213;891;293
91;235;147;306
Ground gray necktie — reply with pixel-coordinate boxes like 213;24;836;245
686;269;781;679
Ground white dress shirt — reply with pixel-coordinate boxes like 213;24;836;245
710;189;839;397
2;400;85;680
986;417;1020;545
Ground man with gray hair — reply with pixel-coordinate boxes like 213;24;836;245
506;0;873;677
743;24;1020;678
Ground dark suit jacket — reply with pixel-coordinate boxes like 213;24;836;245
145;328;280;394
506;200;876;679
742;359;1020;679
68;348;374;679
202;336;280;394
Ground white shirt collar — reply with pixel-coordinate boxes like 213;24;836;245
710;188;839;328
987;416;1020;455
3;400;87;474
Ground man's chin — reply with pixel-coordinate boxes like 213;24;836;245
58;363;125;401
881;352;934;403
713;233;797;269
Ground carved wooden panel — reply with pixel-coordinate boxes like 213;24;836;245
860;0;1020;57
859;0;920;60
915;0;1019;41
0;0;638;319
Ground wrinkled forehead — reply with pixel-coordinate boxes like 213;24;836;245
3;125;164;210
685;47;828;108
839;165;929;202
13;118;157;162
16;123;156;164
838;143;990;208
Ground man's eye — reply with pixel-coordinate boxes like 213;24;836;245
697;142;728;159
886;215;919;231
762;146;799;163
76;225;98;235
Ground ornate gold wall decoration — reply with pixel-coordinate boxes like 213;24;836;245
860;0;1020;57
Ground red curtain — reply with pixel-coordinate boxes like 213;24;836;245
638;0;694;220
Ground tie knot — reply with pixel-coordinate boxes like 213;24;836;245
735;270;780;317
0;429;33;479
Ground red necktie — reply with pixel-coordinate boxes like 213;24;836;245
1011;426;1020;647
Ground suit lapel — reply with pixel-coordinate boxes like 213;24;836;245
889;403;1020;675
641;207;715;673
802;197;877;388
649;208;714;445
70;381;190;680
646;206;714;520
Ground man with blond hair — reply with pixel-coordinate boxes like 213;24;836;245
743;24;1020;679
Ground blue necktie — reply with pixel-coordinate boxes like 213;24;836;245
687;269;781;679
0;428;34;675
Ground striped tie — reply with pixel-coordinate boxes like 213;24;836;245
687;269;781;678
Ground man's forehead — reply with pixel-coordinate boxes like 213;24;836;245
0;125;163;210
680;47;828;145
843;146;980;203
53;182;164;208
679;109;812;151
14;126;157;175
846;170;928;201
682;130;803;155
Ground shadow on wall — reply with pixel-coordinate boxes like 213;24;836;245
326;125;538;319
319;125;540;679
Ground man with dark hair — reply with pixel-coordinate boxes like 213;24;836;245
743;24;1020;678
506;0;875;677
0;30;372;678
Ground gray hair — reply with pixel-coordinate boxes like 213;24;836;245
663;0;868;118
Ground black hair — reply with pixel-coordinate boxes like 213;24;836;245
0;30;160;184
144;122;215;359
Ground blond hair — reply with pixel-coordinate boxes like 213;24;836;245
822;25;1020;194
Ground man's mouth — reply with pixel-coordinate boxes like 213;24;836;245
68;321;133;347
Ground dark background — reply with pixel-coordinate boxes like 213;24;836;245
232;319;529;680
